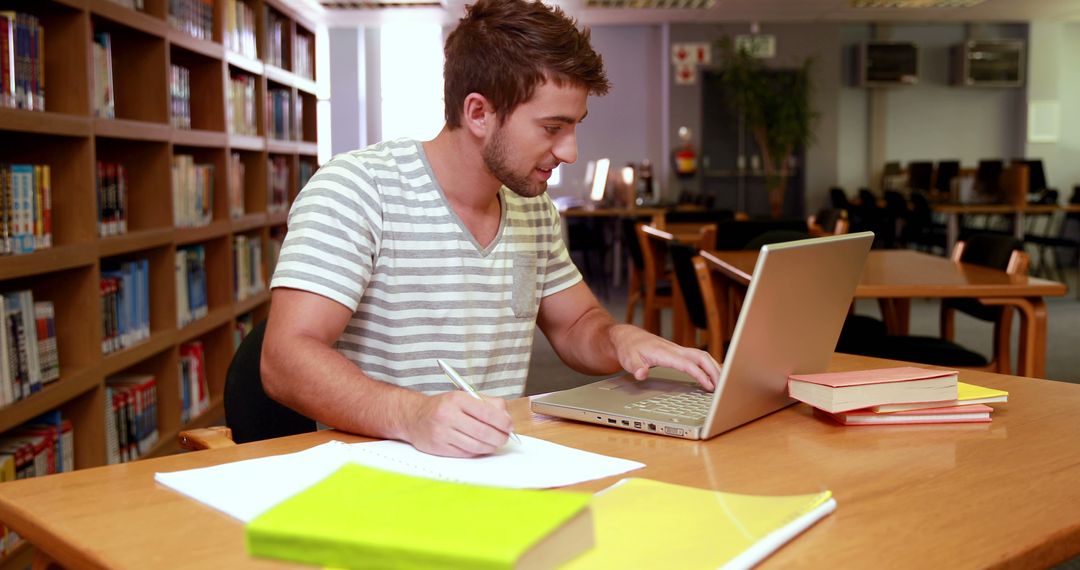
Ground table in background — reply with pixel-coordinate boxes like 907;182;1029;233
701;249;1066;378
1;354;1079;568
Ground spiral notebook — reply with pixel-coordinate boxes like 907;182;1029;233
155;438;643;522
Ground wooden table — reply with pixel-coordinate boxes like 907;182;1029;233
2;354;1080;569
701;249;1067;378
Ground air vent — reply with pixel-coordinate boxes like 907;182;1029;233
586;0;718;9
851;0;985;7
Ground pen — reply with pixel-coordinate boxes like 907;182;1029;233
437;359;522;445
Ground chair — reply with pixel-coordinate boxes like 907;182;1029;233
904;191;946;253
565;216;610;299
622;217;663;325
807;208;849;236
940;234;1030;374
853;188;887;246
179;321;317;450
668;242;724;359
934;160;961;196
829;187;851;210
975;159;1004;201
665;209;734;225
713;219;809;250
639;223;716;340
1024;186;1080;280
906;161;934;192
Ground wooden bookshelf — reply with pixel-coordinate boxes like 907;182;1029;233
0;0;320;483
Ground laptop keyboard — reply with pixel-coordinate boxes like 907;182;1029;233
625;389;712;420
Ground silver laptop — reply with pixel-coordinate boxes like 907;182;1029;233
531;232;874;440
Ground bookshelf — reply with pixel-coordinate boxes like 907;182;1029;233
0;0;319;480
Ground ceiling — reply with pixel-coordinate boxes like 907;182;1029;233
307;0;1080;25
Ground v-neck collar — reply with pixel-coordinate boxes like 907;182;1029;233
415;140;507;258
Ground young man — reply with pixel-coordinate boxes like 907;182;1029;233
262;0;721;457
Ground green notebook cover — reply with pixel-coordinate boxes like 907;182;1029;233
245;463;594;570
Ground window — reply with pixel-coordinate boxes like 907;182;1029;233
380;23;445;141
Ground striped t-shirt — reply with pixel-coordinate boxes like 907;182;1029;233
270;139;582;397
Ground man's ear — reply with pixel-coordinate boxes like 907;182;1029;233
462;93;494;138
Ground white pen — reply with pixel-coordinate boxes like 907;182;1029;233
437;359;522;445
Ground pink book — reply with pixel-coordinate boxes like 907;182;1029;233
788;367;959;413
821;404;993;426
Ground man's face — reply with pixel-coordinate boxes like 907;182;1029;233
482;80;588;198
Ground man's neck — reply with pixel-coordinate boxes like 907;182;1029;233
423;127;504;248
423;127;502;215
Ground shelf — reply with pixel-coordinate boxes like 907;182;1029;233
225;50;264;76
264;64;294;88
100;332;176;378
231;213;267;233
176;306;232;345
98;228;174;258
175;220;232;246
267;139;318;155
94;118;171;141
0;244;97;280
167;29;224;60
173;128;227;148
234;290;270;316
266;210;289;226
87;0;167;37
295;76;317;96
0;109;92;137
227;134;265;152
0;366;99;434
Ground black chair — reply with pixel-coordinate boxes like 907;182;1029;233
904;191;946;253
224;321;317;444
1024;186;1080;279
906;161;934;192
975;159;1004;201
565;216;610;299
934;160;961;196
665;209;734;225
940;233;1030;374
853;188;887;247
713;219;808;250
829;187;851;210
882;190;910;248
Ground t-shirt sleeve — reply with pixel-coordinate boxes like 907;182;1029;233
539;197;583;298
269;153;382;311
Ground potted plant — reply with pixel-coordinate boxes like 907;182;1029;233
714;37;818;218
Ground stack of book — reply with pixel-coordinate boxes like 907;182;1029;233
788;367;1007;425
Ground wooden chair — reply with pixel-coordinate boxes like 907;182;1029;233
940;234;1030;374
807;208;849;236
668;242;725;360
638;223;715;340
178;321;316;451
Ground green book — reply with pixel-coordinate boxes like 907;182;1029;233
245;463;594;570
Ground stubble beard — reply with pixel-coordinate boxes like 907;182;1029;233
482;126;547;198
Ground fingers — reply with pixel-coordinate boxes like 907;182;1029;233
412;392;513;457
627;342;721;392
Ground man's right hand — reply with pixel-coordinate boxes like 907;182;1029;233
404;391;515;457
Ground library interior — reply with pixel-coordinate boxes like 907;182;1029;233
1;0;1080;569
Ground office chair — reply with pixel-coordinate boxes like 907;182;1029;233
940;234;1030;374
906;161;934;192
179;321;317;450
882;190;910;248
934;160;961;197
668;242;724;358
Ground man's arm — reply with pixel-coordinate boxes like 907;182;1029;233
536;282;720;390
260;287;515;457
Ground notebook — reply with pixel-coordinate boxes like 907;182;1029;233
531;232;874;440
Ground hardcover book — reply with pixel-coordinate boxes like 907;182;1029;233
246;463;594;570
822;404;993;426
788;366;958;413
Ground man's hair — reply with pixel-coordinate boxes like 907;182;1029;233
443;0;610;128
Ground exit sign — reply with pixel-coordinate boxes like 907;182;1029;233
734;34;776;59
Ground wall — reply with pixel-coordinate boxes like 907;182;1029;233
877;24;1027;169
667;23;844;215
554;25;665;201
1025;21;1080;197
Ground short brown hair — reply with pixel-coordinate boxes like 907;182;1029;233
443;0;610;128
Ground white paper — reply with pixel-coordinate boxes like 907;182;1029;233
155;437;643;522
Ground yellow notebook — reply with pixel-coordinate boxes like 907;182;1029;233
245;463;593;570
563;478;834;570
871;381;1008;413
